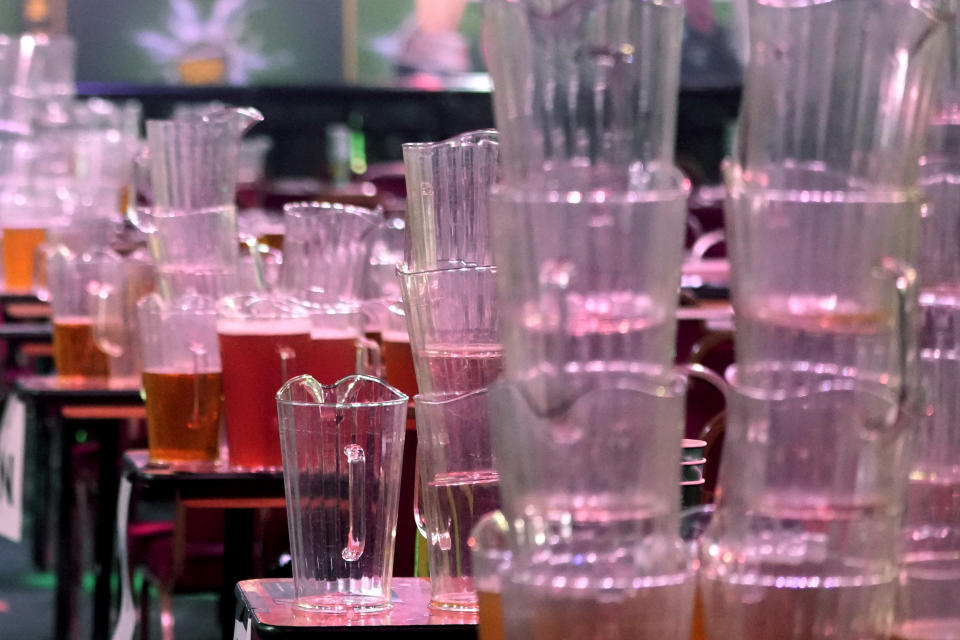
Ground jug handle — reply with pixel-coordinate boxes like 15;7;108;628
676;363;729;405
93;282;125;359
342;443;366;561
412;451;428;538
188;341;208;429
126;148;156;233
876;257;920;420
356;336;382;377
277;346;296;386
32;241;54;302
240;234;268;293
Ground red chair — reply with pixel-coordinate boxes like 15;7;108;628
132;506;225;640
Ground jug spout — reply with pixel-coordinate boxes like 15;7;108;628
177;105;264;137
276;374;408;407
194;106;264;137
276;373;326;405
231;106;264;136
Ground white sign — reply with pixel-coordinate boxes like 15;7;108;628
0;396;26;542
112;477;135;640
232;614;252;640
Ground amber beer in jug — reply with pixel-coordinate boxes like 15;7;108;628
504;580;695;639
478;590;504;640
2;227;47;291
219;318;312;469
139;293;223;465
382;329;418;397
142;370;222;463
698;573;893;640
48;248;127;379
53;317;110;378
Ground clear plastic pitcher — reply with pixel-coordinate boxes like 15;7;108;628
894;297;960;640
397;265;502;396
48;246;113;379
487;371;696;639
91;248;156;383
0;137;72;292
141;106;263;298
48;246;154;381
469;491;715;639
699;366;915;640
414;389;502;612
483;0;683;188
279;200;380;305
725;164;921;391
280;201;381;380
488;369;689;560
895;118;960;639
138;292;223;466
401;130;499;272
733;0;953;188
0;34;75;137
218;293;312;469
499;549;694;639
45;185;121;257
488;179;688;397
72;129;137;211
276;374;407;613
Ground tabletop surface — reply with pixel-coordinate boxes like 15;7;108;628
16;374;143;399
0;322;52;339
122;449;285;495
236;578;478;636
681;258;729;284
676;302;734;323
0;290;46;303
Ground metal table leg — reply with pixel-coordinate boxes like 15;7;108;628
221;509;254;640
92;420;119;640
53;406;80;640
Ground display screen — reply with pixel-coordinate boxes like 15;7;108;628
2;0;739;90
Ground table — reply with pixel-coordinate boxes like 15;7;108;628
0;290;51;321
234;578;478;639
120;450;286;640
16;375;143;640
681;258;729;288
681;258;730;304
4;301;51;320
0;322;53;375
677;301;733;320
0;321;52;341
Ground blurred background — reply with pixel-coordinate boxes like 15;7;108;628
0;0;741;183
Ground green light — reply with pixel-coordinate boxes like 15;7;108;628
75;430;87;444
349;129;367;175
82;571;95;592
22;571;56;589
